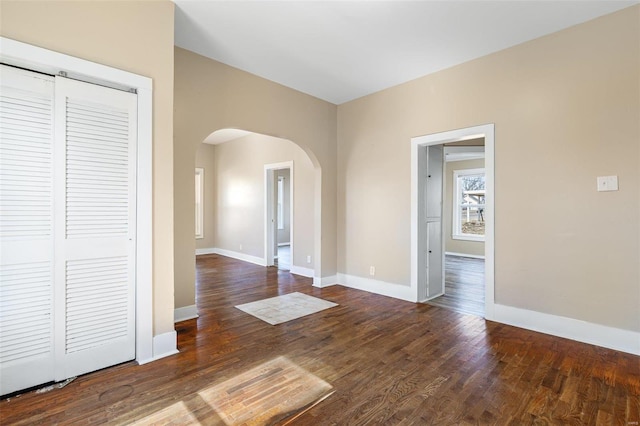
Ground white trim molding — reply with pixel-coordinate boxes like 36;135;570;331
332;271;639;355
444;146;485;162
214;248;266;266
313;275;338;288
0;37;156;365
452;167;486;242
195;168;204;239
290;265;313;278
196;247;216;255
411;124;495;317
174;305;199;323
137;331;179;364
493;304;640;356
337;274;415;302
445;251;485;260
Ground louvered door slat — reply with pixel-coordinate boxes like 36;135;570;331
67;269;127;281
66;305;127;322
2;323;50;340
67;145;129;159
66;131;130;146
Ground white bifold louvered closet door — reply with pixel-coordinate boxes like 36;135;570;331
0;65;137;396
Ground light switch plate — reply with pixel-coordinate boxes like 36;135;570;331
597;175;618;192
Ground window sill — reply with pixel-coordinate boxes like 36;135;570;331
452;234;485;242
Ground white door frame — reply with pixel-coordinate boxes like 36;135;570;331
410;124;495;319
0;37;155;362
264;161;294;267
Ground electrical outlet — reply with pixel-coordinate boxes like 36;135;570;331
369;266;375;276
239;244;243;251
306;255;311;264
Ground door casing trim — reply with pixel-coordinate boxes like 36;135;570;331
264;161;294;268
410;124;495;319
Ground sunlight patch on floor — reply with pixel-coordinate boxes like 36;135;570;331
129;356;333;425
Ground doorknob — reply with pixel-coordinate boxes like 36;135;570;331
428;250;432;253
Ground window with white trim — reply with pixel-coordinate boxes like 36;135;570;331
453;168;485;241
195;168;204;239
277;175;284;230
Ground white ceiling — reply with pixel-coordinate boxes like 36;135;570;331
174;1;637;105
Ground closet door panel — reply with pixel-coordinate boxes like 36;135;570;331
0;66;55;396
54;76;136;381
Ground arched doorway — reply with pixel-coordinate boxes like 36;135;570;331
194;129;320;280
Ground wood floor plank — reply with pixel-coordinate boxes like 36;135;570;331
1;253;638;425
426;255;485;316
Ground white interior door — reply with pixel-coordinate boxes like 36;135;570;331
273;173;279;256
53;76;137;380
0;66;56;395
423;145;444;300
0;66;137;395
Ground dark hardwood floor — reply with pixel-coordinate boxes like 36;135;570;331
1;254;638;424
427;255;485;317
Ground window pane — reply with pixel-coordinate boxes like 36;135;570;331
461;175;485;191
459;206;485;235
277;176;284;230
453;168;485;240
195;168;204;239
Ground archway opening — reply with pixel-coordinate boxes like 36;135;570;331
194;128;321;283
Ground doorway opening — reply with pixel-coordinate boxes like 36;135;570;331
410;124;495;319
265;163;293;271
430;141;485;316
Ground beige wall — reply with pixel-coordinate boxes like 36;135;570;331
0;1;176;335
174;47;337;309
195;143;216;250
337;6;639;332
213;134;314;267
444;158;486;257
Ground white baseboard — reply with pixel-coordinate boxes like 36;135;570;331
196;247;216;255
445;251;485;259
493;303;640;356
290;265;313;278
212;248;266;266
337;273;414;302
195;247;266;266
137;330;179;364
174;304;198;323
313;275;338;288
332;272;638;355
